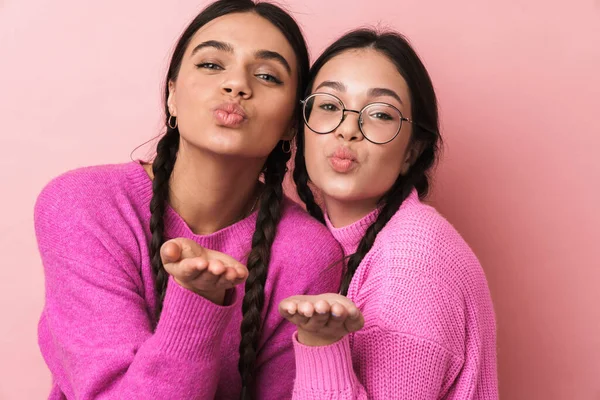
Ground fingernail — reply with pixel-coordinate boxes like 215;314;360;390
331;310;341;317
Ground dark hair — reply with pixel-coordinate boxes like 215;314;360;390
293;29;441;295
148;1;310;398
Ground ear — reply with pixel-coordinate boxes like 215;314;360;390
401;141;425;175
167;80;177;116
281;122;297;141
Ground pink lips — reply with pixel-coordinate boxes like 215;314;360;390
212;102;247;127
328;147;358;173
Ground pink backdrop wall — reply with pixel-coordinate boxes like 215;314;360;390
1;1;599;399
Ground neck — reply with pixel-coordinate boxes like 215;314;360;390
150;143;266;235
323;195;379;228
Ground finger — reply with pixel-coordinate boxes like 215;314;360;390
346;304;361;319
298;301;316;318
233;264;249;281
279;299;299;317
214;267;241;288
207;259;227;277
160;240;182;264
302;308;331;331
204;247;245;267
287;313;310;326
222;265;241;282
344;310;365;333
330;302;349;321
177;257;209;280
165;238;205;259
313;299;331;315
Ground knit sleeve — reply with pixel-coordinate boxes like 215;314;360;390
291;260;497;399
35;176;236;399
292;326;468;400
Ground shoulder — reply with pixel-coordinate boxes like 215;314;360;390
34;162;146;258
270;197;344;286
35;163;138;213
277;197;342;256
373;194;488;300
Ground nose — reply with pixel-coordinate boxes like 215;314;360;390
221;68;252;99
335;110;364;142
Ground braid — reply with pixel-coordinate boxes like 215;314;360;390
340;158;428;294
238;142;290;399
149;130;179;320
339;180;412;295
293;130;325;223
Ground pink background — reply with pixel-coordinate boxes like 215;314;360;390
1;1;599;399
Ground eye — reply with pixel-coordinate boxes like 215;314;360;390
195;63;223;70
256;73;283;84
369;112;393;121
318;103;340;112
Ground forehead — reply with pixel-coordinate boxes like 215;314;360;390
185;12;297;65
314;49;410;99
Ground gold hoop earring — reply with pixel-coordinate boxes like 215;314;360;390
168;115;178;129
281;140;292;154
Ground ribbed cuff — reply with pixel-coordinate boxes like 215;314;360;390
293;332;359;391
154;276;239;361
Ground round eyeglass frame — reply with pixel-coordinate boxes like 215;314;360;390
300;92;419;145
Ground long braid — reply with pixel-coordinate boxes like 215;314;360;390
238;142;290;399
339;180;411;295
293;129;325;224
149;129;179;319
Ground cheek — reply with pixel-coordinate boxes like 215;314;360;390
273;92;296;115
366;153;402;193
303;132;325;176
174;77;212;118
364;144;407;193
255;91;296;135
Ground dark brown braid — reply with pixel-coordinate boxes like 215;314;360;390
339;180;411;295
149;129;179;319
238;143;290;399
293;131;325;224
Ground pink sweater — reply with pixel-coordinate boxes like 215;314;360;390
292;190;498;399
34;161;343;400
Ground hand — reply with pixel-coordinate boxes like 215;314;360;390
279;294;364;346
161;238;248;304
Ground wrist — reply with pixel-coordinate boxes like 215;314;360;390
174;278;225;305
297;329;344;347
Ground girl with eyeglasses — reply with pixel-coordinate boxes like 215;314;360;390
280;29;498;399
33;1;343;399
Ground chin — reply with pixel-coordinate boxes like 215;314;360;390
320;184;362;203
187;129;248;154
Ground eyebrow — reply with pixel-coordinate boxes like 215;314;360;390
315;80;346;92
315;80;403;104
367;88;403;105
191;40;234;55
255;50;291;74
190;40;291;75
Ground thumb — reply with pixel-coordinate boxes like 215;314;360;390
170;237;206;260
160;240;182;264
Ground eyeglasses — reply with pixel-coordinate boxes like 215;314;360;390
301;92;421;144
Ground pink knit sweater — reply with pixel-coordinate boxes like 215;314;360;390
34;161;343;400
292;190;498;399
